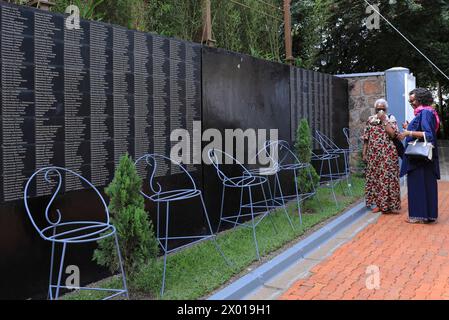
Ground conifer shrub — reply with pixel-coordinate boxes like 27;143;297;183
93;153;158;282
294;119;320;195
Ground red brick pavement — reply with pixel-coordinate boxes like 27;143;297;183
280;181;449;300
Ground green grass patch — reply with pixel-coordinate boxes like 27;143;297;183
64;176;365;300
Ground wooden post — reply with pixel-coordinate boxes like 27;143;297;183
202;0;216;47
283;0;294;65
28;0;55;11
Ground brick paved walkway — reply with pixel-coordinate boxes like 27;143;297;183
281;181;449;300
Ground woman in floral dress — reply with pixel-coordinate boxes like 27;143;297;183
362;99;401;214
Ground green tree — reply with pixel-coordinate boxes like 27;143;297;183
212;0;282;62
292;0;449;94
53;0;106;21
290;0;331;68
294;119;319;195
144;0;203;40
50;0;282;62
93;153;158;282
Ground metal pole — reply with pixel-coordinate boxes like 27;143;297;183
283;0;294;65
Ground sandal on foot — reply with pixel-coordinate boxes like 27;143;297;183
383;211;400;215
405;218;424;224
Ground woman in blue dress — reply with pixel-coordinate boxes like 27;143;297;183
398;88;440;224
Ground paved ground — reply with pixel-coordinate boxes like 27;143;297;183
245;207;381;300
244;141;449;300
280;181;449;300
440;140;449;180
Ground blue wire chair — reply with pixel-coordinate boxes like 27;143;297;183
24;167;129;300
310;137;341;208
269;140;320;225
208;148;276;261
343;127;363;154
314;130;352;196
241;140;295;230
135;154;230;297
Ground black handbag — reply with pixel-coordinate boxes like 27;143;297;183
386;114;405;158
393;137;405;159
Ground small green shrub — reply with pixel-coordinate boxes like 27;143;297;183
294;119;320;195
93;153;159;282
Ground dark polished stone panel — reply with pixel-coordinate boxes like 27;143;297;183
202;47;292;228
0;2;202;202
0;1;346;300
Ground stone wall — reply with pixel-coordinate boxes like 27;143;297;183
342;74;386;170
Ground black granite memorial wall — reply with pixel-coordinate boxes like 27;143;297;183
201;47;292;223
0;3;201;203
201;47;349;222
0;2;202;299
0;2;348;299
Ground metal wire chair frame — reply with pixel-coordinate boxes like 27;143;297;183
314;130;353;197
135;154;230;297
240;140;295;230
343;127;363;154
208;148;276;261
23;166;129;300
310;137;342;208
268;140;321;225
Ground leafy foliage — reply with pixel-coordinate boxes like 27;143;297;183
15;0;449;88
294;119;320;195
292;0;449;92
93;153;158;282
50;0;282;62
53;0;106;21
211;0;282;62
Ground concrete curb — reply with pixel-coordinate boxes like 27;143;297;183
207;201;369;300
